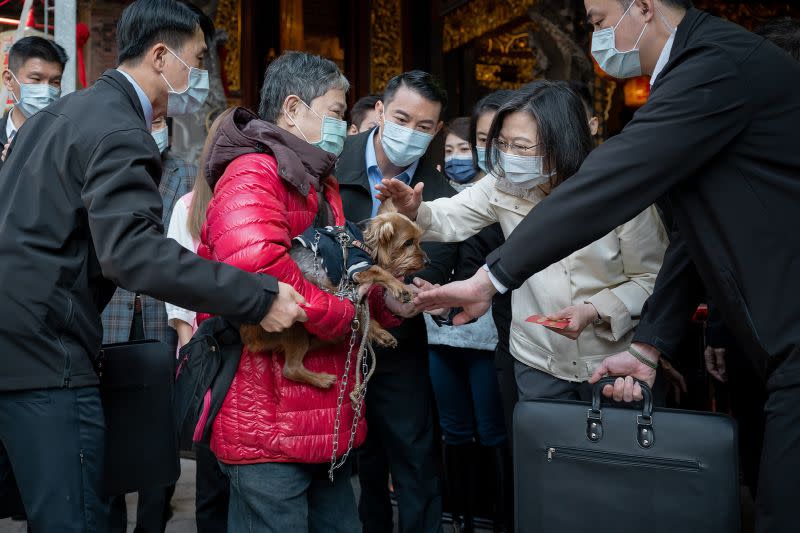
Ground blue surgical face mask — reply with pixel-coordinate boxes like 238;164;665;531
475;146;488;173
380;115;434;167
498;150;552;189
162;46;210;115
151;126;169;154
591;1;648;79
10;72;60;118
292;100;347;157
445;154;477;184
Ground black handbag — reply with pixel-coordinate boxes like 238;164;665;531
98;339;179;496
173;317;242;451
513;377;740;533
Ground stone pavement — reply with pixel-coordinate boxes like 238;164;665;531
0;458;493;532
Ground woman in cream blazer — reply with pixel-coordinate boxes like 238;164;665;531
378;81;668;400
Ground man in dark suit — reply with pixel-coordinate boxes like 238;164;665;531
336;71;457;533
0;36;67;170
408;1;800;530
0;2;305;531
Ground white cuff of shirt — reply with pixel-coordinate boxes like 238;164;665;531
482;264;508;294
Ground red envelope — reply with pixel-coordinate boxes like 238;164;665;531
526;314;570;330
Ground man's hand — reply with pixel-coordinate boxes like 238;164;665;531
414;268;496;326
260;282;308;332
545;303;599;340
704;345;727;383
588;342;660;402
375;178;424;220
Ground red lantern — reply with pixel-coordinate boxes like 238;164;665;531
624;76;650;107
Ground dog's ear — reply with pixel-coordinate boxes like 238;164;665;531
376;219;395;244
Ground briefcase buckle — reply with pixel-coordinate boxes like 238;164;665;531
637;415;655;448
587;409;603;442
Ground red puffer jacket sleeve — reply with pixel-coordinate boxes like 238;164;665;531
367;286;402;329
203;154;355;340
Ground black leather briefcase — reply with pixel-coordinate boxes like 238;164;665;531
98;340;179;496
513;377;740;533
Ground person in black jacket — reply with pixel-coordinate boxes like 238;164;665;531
0;36;67;170
336;70;457;533
406;2;800;530
0;2;305;531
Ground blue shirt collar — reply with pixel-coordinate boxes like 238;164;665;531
117;69;154;130
365;128;419;184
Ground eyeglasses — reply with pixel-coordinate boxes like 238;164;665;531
493;139;542;156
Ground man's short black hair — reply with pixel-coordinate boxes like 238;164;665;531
350;94;381;130
756;17;800;61
8;36;68;73
117;0;214;65
382;70;448;116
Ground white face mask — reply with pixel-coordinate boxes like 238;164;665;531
380;115;434;167
591;1;648;79
10;72;60;118
161;46;210;115
498;150;552;188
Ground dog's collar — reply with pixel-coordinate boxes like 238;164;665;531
349;238;374;257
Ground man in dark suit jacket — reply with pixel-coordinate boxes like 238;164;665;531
336;70;457;533
0;2;305;531
0;36;68;171
411;1;800;530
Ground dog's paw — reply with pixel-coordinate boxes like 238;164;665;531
372;328;397;348
311;372;338;389
390;286;413;304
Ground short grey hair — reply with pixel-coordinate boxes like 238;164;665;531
258;51;350;123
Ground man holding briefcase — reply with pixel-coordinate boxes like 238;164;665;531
412;1;800;531
0;1;306;531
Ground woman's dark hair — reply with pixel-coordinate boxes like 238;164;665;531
486;81;592;191
117;0;214;65
8;37;68;72
468;89;514;168
445;117;471;143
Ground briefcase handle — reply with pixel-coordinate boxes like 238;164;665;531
587;377;655;449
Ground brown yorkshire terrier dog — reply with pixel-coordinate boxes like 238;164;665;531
239;210;427;389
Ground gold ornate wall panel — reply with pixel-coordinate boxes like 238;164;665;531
475;22;538;90
443;0;537;52
369;0;403;94
215;0;241;93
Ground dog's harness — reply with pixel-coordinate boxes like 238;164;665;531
298;222;378;480
294;221;374;297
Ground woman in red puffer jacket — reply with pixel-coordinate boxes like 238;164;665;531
197;53;408;533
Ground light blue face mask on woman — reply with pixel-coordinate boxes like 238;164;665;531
476;146;488;173
591;0;648;79
151;126;169;154
293;100;347;157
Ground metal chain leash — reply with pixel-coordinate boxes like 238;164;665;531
329;303;372;481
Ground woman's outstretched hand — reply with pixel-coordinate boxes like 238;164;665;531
413;268;497;326
375;178;424;220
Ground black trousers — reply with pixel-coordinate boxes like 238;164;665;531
195;444;229;533
357;342;442;533
0;386;109;532
755;345;800;533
